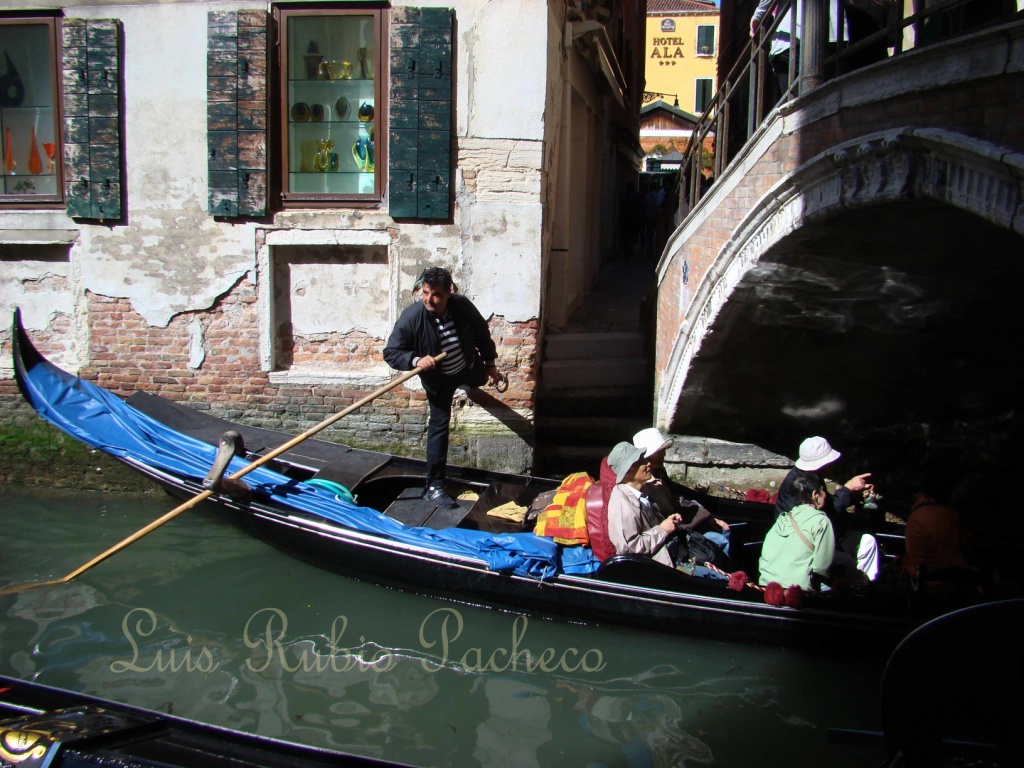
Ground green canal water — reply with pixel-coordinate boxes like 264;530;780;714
1;486;887;766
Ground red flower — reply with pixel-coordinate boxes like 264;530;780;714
764;581;785;606
728;571;749;591
783;585;803;607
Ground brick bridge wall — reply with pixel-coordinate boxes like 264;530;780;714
655;20;1024;425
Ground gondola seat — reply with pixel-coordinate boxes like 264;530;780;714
584;481;615;562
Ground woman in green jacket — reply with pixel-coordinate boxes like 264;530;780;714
759;473;835;590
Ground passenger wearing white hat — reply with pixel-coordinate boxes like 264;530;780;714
776;437;873;518
775;437;880;581
632;428;732;560
606;441;683;568
794;435;842;472
633;428;674;460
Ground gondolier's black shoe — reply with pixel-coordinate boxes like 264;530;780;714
423;486;459;509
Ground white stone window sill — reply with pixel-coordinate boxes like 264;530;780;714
0;229;78;244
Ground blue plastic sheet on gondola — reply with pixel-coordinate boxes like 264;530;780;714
19;354;601;579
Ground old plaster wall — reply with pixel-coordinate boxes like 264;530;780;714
452;0;547;324
2;0;556;474
77;3;259;330
0;212;79;376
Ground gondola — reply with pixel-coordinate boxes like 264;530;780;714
0;674;408;768
8;309;937;653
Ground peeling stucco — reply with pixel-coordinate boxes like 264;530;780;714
81;199;255;328
0;260;75;333
460;202;543;322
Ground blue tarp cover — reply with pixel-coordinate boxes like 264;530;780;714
20;355;600;580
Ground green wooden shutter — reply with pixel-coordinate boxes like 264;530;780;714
207;10;267;217
389;7;453;220
62;19;122;221
697;25;715;56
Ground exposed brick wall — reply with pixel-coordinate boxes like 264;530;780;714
0;379;22;417
490;317;539;412
790;76;1024;168
282;331;381;370
3;281;538;461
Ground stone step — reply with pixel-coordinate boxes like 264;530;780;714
540;357;650;390
543;331;645;361
536;385;652;417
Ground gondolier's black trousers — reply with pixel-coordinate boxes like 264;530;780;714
424;365;480;489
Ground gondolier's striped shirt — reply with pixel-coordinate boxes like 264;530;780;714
433;313;467;375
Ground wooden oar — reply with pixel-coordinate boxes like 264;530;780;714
0;354;445;597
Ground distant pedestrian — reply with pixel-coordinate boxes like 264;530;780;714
642;180;666;259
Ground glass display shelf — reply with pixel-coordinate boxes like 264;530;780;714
288;170;375;195
0;105;55;112
288;77;375;83
1;175;59;196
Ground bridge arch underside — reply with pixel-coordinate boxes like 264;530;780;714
671;199;1024;479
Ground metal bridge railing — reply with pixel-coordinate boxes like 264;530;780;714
679;0;1022;216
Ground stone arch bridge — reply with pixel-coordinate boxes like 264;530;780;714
655;18;1024;469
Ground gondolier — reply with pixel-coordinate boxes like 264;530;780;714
383;266;501;509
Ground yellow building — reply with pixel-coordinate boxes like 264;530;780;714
644;0;719;115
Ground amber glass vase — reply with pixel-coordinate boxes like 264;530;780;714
28;126;42;175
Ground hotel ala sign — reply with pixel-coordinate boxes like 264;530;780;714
651;17;683;60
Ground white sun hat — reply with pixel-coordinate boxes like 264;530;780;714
632;428;674;459
795;436;841;472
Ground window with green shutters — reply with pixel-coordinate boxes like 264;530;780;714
208;5;454;219
0;15;63;206
696;24;715;57
695;78;713;114
62;18;122;221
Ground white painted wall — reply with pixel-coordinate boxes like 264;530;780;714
461;0;548;142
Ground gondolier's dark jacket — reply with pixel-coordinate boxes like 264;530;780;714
383;293;497;395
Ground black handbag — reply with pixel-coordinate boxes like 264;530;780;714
681;530;726;568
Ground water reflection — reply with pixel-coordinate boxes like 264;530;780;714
2;487;884;766
564;682;714;766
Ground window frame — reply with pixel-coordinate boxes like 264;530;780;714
695;24;716;57
695;78;713;114
274;5;386;208
0;13;64;209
